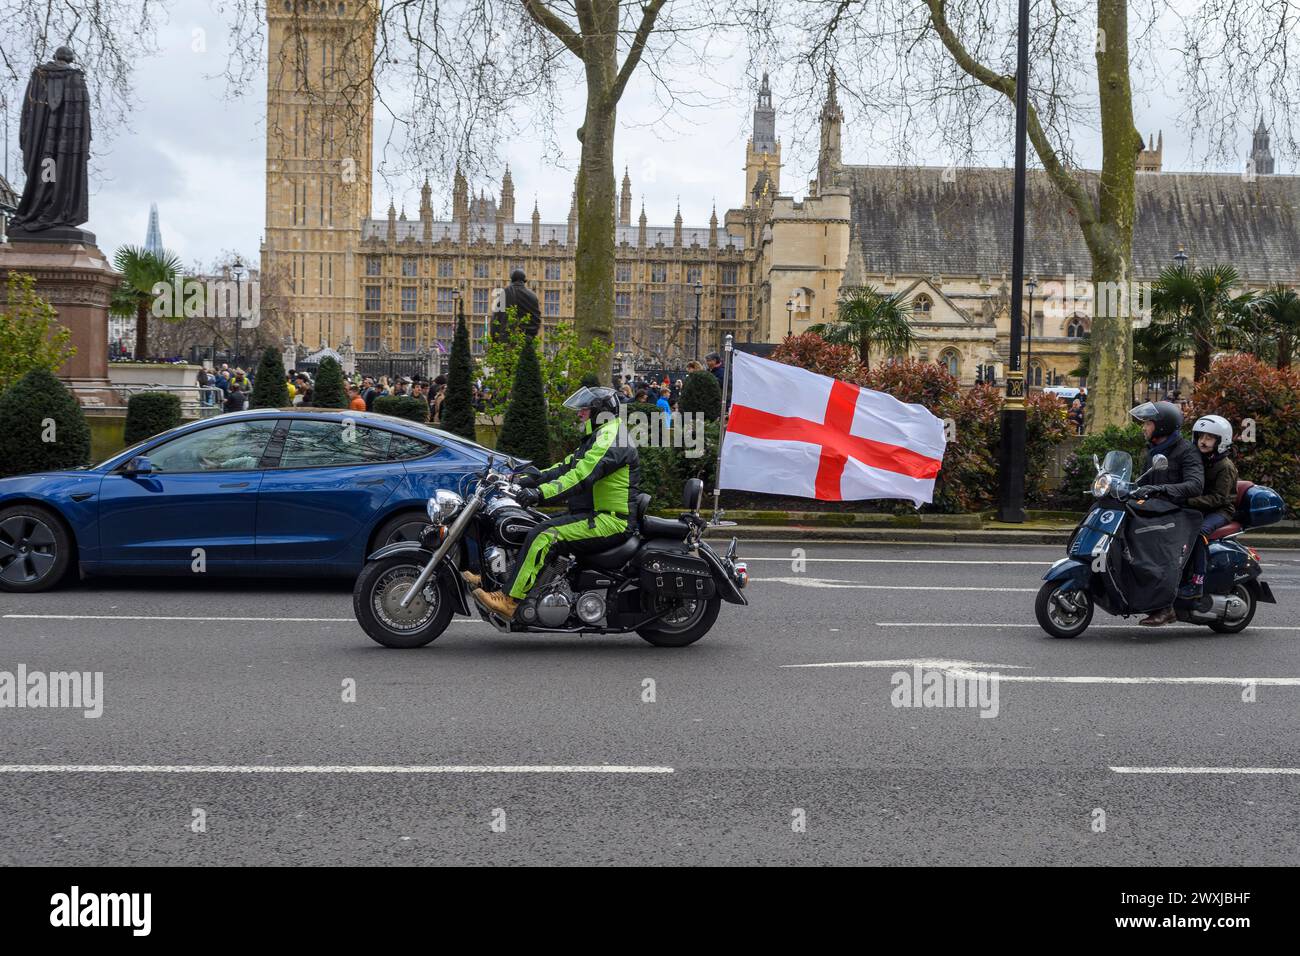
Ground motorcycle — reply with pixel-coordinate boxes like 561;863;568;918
352;459;749;648
1035;449;1281;638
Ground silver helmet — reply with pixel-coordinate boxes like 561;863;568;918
1192;414;1233;453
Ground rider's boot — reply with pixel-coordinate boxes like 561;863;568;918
1177;574;1204;600
473;588;519;620
1140;607;1177;626
461;570;482;588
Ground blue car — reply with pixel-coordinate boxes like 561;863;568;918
0;408;498;592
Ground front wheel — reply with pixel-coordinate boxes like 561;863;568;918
1209;583;1257;634
0;504;73;593
637;596;721;647
1035;581;1094;639
353;555;454;648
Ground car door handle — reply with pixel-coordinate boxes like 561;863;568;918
219;481;251;489
358;478;389;486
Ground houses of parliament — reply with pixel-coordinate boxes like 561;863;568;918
263;2;1298;388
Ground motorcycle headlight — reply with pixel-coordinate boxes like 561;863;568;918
1091;474;1113;498
427;489;464;524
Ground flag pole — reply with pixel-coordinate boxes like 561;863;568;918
709;333;734;526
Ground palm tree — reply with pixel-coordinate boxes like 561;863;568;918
1149;263;1241;381
1132;322;1181;400
111;246;184;360
810;285;916;367
1251;285;1300;370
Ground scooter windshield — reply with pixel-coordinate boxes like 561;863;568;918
1100;450;1133;481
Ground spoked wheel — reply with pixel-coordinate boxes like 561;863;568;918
1035;581;1094;639
636;595;721;648
1210;583;1257;634
0;505;72;593
353;555;453;648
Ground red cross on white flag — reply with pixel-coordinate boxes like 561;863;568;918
718;351;947;506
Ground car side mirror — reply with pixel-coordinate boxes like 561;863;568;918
125;456;153;476
1151;454;1168;472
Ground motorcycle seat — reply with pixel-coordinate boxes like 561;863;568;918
641;514;687;539
570;535;639;569
1209;522;1243;541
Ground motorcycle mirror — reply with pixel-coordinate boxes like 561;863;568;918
1151;454;1168;471
1092;454;1101;474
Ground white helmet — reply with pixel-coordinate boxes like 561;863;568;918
1192;414;1233;453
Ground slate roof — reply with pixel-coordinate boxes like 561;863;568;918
843;165;1300;283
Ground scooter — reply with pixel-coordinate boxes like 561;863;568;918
1036;450;1281;638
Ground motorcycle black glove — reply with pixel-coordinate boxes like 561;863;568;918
513;466;541;488
1134;485;1157;499
516;486;543;507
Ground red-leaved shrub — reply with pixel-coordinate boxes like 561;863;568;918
1192;354;1300;513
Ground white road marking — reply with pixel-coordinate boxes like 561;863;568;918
1110;767;1300;775
784;658;1026;670
2;614;486;624
782;658;1300;685
742;556;1288;569
743;557;1056;566
0;764;673;774
874;622;1300;631
758;577;1036;592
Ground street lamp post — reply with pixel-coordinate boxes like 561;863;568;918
786;297;794;338
231;256;246;370
693;281;703;360
1172;244;1188;395
996;0;1032;523
1026;274;1038;388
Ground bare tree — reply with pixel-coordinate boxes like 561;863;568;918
758;0;1298;430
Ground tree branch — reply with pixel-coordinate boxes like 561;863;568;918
611;0;668;104
521;0;585;60
922;0;1097;229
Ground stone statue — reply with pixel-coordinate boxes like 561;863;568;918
492;268;541;340
9;46;94;243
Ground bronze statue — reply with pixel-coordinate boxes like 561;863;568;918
492;268;541;340
9;46;94;243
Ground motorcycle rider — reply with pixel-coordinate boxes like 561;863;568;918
1181;415;1239;599
1128;401;1205;626
469;385;641;621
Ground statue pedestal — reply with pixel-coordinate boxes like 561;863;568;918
0;239;121;408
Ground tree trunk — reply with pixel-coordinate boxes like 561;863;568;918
134;298;149;359
1279;331;1293;370
573;99;617;376
1081;0;1143;433
860;332;869;366
1193;330;1212;381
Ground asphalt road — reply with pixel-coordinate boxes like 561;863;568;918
1;540;1298;866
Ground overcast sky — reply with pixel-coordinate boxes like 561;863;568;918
1;0;1285;269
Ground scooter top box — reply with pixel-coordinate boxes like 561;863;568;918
1239;485;1285;527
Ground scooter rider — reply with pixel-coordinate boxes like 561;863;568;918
1128;401;1205;626
469;385;640;621
1181;415;1239;599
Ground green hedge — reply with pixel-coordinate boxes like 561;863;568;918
1059;423;1149;507
124;391;182;445
373;395;430;423
0;369;91;477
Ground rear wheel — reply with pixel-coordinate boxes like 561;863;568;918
1035;581;1093;639
1210;583;1256;634
0;504;73;593
353;555;453;648
636;595;721;647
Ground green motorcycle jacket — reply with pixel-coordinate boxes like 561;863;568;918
537;416;641;515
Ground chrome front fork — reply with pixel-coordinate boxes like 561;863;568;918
397;495;482;609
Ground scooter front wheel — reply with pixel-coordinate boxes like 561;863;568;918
1035;581;1094;639
353;555;454;648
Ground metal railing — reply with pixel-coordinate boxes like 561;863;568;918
70;384;226;419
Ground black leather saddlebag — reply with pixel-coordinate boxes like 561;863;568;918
637;541;715;599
